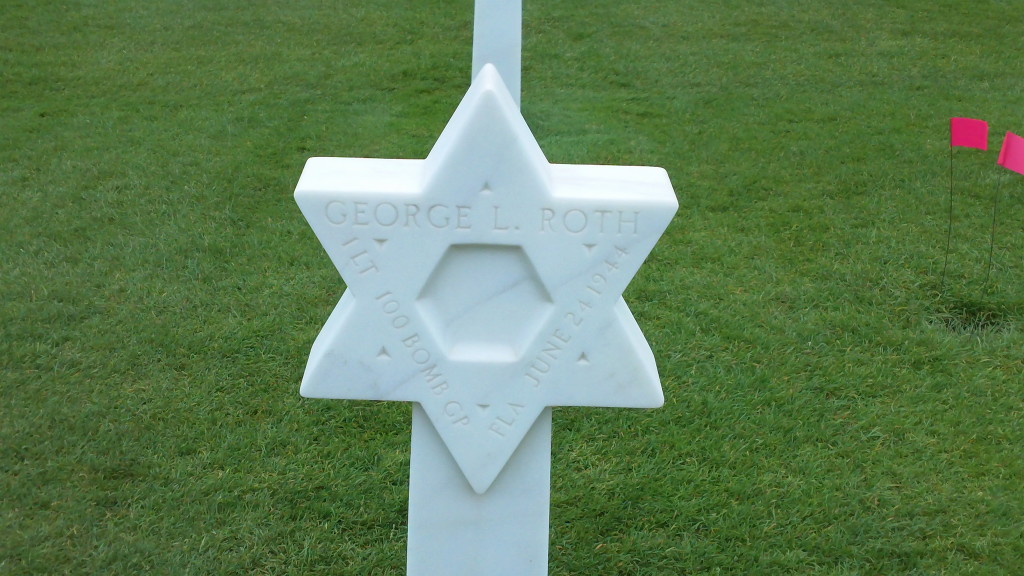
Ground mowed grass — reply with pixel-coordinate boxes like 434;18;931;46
2;1;1023;574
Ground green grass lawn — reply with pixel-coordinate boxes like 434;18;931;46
3;1;1023;574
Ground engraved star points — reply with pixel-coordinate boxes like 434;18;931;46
295;64;677;493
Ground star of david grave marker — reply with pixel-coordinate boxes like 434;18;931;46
293;1;677;574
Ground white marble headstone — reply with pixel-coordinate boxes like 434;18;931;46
295;64;676;494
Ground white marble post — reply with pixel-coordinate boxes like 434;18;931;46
473;0;522;106
408;405;551;576
407;4;548;574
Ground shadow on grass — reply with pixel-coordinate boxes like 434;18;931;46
932;292;1023;334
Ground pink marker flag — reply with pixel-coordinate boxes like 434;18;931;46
997;131;1024;175
950;117;989;150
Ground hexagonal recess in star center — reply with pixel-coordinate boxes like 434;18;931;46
417;244;554;363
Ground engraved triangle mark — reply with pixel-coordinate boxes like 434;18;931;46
577;352;590;365
583;243;597;254
377;347;391;359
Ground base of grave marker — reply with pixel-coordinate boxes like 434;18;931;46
407;405;551;576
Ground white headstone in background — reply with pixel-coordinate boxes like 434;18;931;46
294;2;676;574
